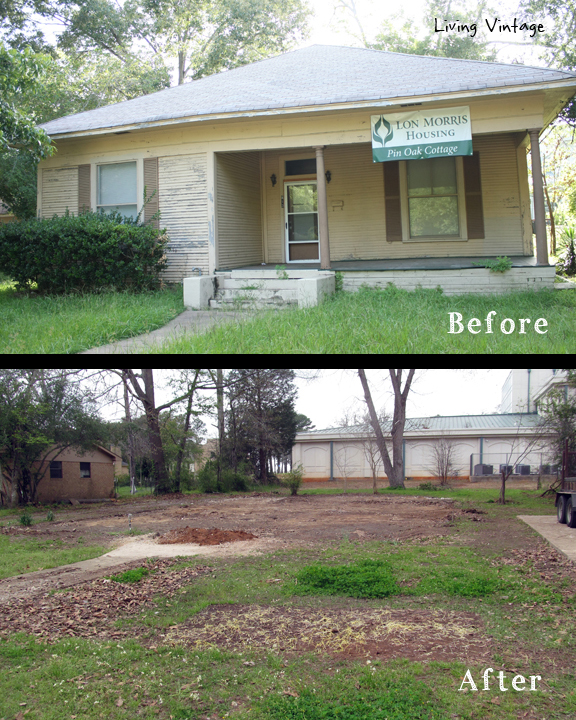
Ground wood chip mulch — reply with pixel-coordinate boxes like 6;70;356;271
0;558;211;643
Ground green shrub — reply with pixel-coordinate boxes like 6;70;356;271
294;559;400;599
283;463;304;496
110;566;149;583
19;510;32;527
472;256;513;273
0;210;169;293
197;459;251;493
417;481;439;491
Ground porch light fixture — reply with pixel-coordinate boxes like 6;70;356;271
325;170;332;183
270;174;277;187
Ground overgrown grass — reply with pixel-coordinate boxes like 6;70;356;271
0;536;106;579
143;285;576;354
0;281;184;354
109;566;150;583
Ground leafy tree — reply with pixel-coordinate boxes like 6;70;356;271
519;0;576;124
370;0;497;60
0;369;108;506
226;369;298;482
0;149;37;218
42;0;310;85
0;43;54;161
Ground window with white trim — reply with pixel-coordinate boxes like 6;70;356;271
407;157;459;237
399;156;468;242
97;161;138;219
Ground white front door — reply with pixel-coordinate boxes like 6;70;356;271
284;181;320;262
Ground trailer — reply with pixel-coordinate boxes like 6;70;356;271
556;440;576;528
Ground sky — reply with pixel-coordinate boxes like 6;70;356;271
105;369;511;440
301;0;542;65
292;368;511;430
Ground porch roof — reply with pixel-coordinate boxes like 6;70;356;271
221;256;540;273
40;45;576;138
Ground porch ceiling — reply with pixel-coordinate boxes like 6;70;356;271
232;256;540;272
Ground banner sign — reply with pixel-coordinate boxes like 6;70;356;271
371;106;472;162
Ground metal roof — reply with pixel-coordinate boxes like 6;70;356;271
40;44;576;137
300;413;543;437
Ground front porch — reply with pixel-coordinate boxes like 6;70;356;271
183;256;556;309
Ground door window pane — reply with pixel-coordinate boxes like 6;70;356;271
407;158;458;237
288;213;318;242
98;162;137;219
285;158;316;176
288;184;317;214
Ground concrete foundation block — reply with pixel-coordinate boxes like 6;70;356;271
298;273;335;308
183;275;214;309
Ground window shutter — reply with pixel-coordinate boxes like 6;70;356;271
383;161;402;241
78;164;91;214
144;157;159;229
463;152;484;239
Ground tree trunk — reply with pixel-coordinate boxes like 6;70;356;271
140;369;169;493
174;391;194;494
10;449;20;508
122;373;136;495
498;469;507;504
373;468;378;494
216;369;224;488
543;176;556;255
358;369;414;489
178;51;185;85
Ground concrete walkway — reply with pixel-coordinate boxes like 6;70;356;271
79;309;250;354
0;534;275;602
517;515;576;562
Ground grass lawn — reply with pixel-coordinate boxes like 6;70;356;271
1;486;574;719
0;535;106;579
144;285;576;354
0;281;184;354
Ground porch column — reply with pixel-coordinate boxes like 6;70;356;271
528;129;549;265
313;145;331;269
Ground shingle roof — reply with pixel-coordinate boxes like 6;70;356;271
40;44;576;136
301;413;543;437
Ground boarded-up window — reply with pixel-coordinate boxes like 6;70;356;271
383;162;402;241
78;164;91;214
463;152;485;239
144;157;159;229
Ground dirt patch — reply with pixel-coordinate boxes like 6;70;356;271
157;527;258;545
0;558;211;643
164;604;492;664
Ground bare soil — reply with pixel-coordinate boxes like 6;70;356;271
157;527;258;545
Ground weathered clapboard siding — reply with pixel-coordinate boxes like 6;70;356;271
216;152;262;269
473;134;524;256
259;134;527;263
41;167;78;218
158;154;209;281
324;143;386;260
263;151;282;263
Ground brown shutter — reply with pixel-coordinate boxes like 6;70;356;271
143;157;159;228
383;161;402;241
78;164;91;214
463;152;484;239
